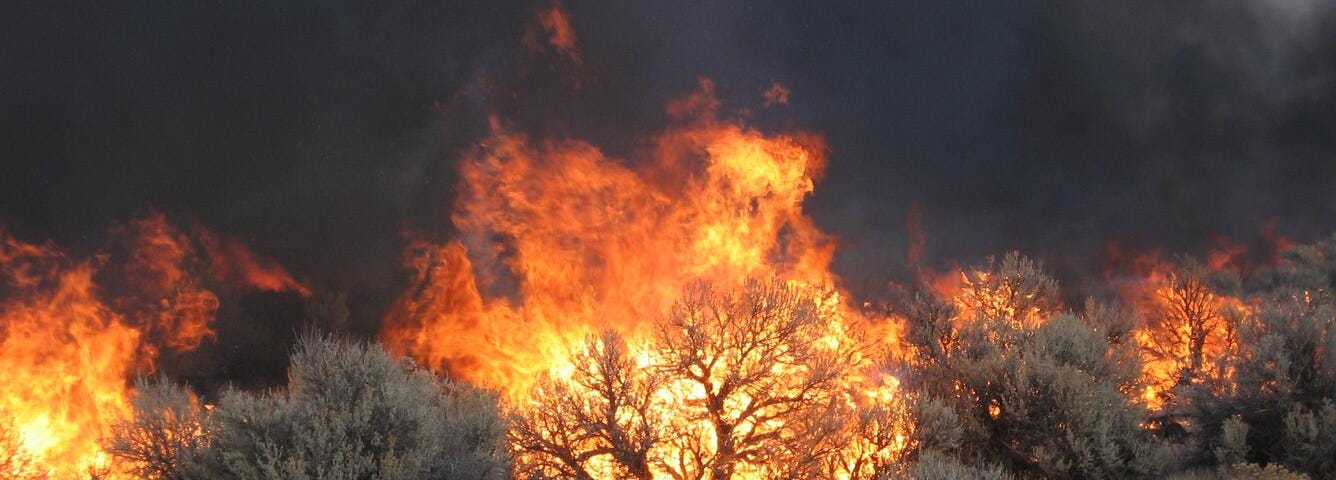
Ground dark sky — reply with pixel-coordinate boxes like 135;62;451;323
5;0;1336;324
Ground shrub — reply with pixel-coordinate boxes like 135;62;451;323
106;377;212;480
1279;401;1336;478
910;450;1012;480
898;254;1164;478
108;334;510;480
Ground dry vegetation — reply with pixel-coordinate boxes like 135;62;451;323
6;235;1336;479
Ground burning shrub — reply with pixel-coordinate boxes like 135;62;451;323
106;378;213;480
1136;262;1242;411
107;335;510;480
1179;240;1336;477
955;252;1061;329
0;214;311;478
510;280;903;480
896;254;1165;479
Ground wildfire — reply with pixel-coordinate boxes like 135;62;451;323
382;79;840;397
381;80;908;477
1108;246;1253;411
0;236;137;477
0;213;306;478
918;253;1060;333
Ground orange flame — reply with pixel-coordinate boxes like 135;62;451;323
0;213;304;478
114;213;220;352
196;230;310;296
1261;220;1295;265
1108;246;1249;410
382;79;851;397
536;2;581;66
381;81;907;476
0;234;138;477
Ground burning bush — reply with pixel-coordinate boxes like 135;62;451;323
0;213;308;478
8;69;1336;480
510;280;902;480
1165;236;1336;477
895;253;1165;478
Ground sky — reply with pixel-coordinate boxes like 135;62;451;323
5;0;1336;334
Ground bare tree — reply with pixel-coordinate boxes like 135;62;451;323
1140;267;1233;389
510;331;659;480
899;291;960;369
511;279;886;480
655;280;864;479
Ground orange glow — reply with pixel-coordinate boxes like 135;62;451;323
381;80;907;477
115;213;220;352
987;400;1002;420
0;234;138;478
0;214;303;478
196;230;310;296
763;80;791;107
1205;236;1247;272
1111;249;1248;410
535;2;581;66
1261;220;1295;265
382;79;843;396
924;266;965;301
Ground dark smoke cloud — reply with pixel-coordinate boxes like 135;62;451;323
4;0;1336;351
995;0;1336;294
1;0;532;332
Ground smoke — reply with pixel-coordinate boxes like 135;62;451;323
999;0;1336;295
4;0;1336;355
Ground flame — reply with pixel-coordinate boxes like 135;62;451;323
921;264;1056;331
1261;220;1295;265
0;235;137;477
535;2;581;66
381;80;907;476
1109;248;1249;410
196;230;310;296
1205;236;1247;272
114;214;220;352
383;79;841;396
0;213;303;478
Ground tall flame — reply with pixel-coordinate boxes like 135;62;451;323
382;79;852;398
0;234;139;477
1107;245;1252;410
382;79;904;478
